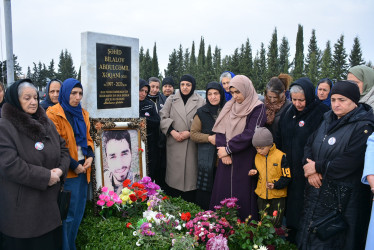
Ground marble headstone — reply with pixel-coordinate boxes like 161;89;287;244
81;32;139;118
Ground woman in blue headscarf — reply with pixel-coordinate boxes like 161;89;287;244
315;78;333;108
219;71;235;101
47;78;94;250
41;79;62;110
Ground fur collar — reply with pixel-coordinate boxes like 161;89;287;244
1;103;51;141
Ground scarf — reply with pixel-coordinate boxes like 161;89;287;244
315;78;333;108
40;79;62;110
213;75;262;141
265;94;286;124
180;74;196;105
58;78;88;155
348;65;374;98
4;79;38;112
206;81;226;117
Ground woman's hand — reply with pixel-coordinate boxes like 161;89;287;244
221;155;232;165
308;173;323;188
303;158;316;177
217;147;228;158
208;135;216;145
48;170;60;186
83;157;93;170
171;130;183;142
51;168;63;177
74;164;86;174
180;131;190;140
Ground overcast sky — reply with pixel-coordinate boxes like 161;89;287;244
1;0;373;78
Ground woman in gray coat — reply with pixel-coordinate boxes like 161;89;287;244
160;74;205;202
0;79;70;249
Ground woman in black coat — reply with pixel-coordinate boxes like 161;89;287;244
275;77;329;243
190;81;225;209
298;81;374;250
0;79;70;249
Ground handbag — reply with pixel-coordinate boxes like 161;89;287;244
58;179;71;220
308;179;348;241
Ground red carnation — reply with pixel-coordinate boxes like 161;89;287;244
162;196;169;200
126;222;132;228
181;212;191;222
123;179;131;187
129;194;137;202
273;210;278;217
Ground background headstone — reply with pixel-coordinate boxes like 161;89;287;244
81;32;139;118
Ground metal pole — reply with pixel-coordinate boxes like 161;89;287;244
4;0;14;85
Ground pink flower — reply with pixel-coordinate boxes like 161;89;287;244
101;186;108;192
99;194;105;200
106;200;114;207
273;210;278;217
141;176;152;184
104;195;110;202
208;233;216;239
109;190;115;196
97;200;105;206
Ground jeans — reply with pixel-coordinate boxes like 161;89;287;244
62;173;88;250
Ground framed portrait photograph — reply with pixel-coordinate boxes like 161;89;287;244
90;118;147;198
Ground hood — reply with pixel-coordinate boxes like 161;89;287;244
290;77;315;107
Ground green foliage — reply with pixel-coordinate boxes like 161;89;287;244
0;54;23;85
57;49;77;81
267;28;279;80
279;36;291;74
293;24;304;79
320;41;333;80
332;35;348;81
239;38;253;78
151;43;160;78
305;29;321;85
349;36;365;67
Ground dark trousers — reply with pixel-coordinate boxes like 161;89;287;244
257;197;286;227
167;185;196;204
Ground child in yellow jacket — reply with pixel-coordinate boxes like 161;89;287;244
249;127;291;227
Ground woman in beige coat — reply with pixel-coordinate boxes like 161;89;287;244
160;74;205;202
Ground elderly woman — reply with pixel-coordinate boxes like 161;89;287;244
0;81;5;117
315;78;333;108
220;71;235;101
209;75;266;221
275;77;329;243
362;132;374;250
41;79;62;110
160;74;205;202
298;81;374;249
347;65;374;109
47;78;94;250
264;77;292;136
0;79;69;249
190;81;225;210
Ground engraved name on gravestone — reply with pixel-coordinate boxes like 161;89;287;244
96;44;131;109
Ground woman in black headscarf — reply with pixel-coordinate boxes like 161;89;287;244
0;79;69;249
160;74;205;202
40;79;62;110
190;81;225;209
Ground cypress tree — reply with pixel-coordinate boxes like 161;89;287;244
176;44;185;81
320;41;333;80
164;49;178;84
77;66;81;82
349;36;365;67
305;29;321;85
252;51;261;91
258;43;267;92
332;35;348;81
48;59;56;79
26;66;32;79
184;48;190;74
213;46;222;77
151;43;160;77
204;45;215;88
293;24;304;79
279;36;291;74
141;49;152;80
197;37;206;81
139;46;144;79
57;49;77;81
267;28;279;79
190;41;197;77
221;55;231;73
239;38;253;78
230;48;240;74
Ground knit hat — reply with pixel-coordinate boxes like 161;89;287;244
331;80;360;105
252;127;273;147
162;76;175;87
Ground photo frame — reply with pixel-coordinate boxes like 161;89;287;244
89;118;147;211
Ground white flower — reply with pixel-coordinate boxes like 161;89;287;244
253;244;258;249
199;232;204;237
133;231;138;236
183;223;186;227
136;240;141;246
176;225;182;230
201;228;204;231
259;246;268;250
